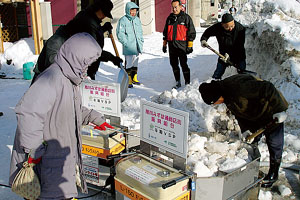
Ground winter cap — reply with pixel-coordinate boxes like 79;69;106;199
91;0;113;19
221;13;234;23
198;81;222;105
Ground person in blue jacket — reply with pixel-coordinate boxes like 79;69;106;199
117;2;144;88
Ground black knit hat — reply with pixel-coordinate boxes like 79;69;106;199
89;0;113;19
198;81;222;105
222;13;234;23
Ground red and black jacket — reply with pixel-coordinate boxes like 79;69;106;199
163;11;196;53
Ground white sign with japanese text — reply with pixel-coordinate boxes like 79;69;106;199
140;100;189;159
81;80;121;117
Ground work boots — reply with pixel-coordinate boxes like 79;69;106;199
126;68;133;88
261;159;281;188
172;69;181;89
131;67;141;85
183;71;190;85
173;81;181;89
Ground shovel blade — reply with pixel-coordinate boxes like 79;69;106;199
117;64;129;102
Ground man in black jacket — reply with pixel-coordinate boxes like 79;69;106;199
32;0;122;83
200;13;246;79
162;0;196;89
199;74;289;188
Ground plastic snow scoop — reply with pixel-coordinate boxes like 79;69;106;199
204;43;257;76
109;32;128;102
244;119;278;144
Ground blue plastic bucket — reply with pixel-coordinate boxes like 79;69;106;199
23;62;35;80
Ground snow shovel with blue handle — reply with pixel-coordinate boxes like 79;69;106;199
109;32;128;102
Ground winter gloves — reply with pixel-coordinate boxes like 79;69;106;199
201;40;208;48
240;130;254;143
220;53;230;63
28;156;42;164
273;111;287;123
162;40;167;53
186;41;193;54
102;22;113;33
111;56;123;68
162;46;167;53
162;40;194;54
94;122;113;131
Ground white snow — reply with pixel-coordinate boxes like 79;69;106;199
278;184;292;196
258;190;273;200
0;0;300;199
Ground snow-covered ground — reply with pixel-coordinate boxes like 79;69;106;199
0;0;300;199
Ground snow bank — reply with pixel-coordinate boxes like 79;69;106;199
0;38;38;77
235;0;300;128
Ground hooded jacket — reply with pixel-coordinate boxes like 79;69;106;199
200;21;246;64
116;2;144;55
163;11;196;53
9;33;105;199
219;74;288;132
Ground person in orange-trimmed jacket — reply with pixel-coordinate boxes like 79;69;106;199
162;0;196;89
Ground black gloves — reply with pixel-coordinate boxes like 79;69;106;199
102;22;113;33
162;46;167;53
186;41;193;54
186;47;193;54
111;56;123;68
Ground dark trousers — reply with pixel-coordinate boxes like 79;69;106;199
265;123;284;162
213;60;246;79
169;49;190;84
253;123;284;162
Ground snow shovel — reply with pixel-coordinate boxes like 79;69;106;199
244;119;278;144
204;43;257;76
109;32;128;102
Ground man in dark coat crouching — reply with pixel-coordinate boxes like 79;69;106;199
199;74;289;188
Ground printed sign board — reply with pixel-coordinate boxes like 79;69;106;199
81;80;121;117
140;100;189;159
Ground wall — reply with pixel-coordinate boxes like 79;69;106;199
139;0;155;35
200;0;219;22
188;0;202;28
154;0;171;33
48;0;77;32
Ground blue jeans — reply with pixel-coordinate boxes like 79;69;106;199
212;60;246;79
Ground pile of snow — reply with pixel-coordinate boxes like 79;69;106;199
187;133;253;177
0;38;38;77
151;80;241;134
258;190;272;200
235;0;300;164
235;0;300;129
278;184;292;196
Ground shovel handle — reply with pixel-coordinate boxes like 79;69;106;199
109;33;120;58
205;44;235;66
246;128;265;142
205;44;257;75
246;119;278;142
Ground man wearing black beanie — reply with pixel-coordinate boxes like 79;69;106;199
200;13;246;80
199;74;289;188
